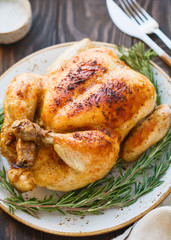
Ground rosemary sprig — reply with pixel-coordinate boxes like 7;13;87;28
0;129;170;217
118;42;160;105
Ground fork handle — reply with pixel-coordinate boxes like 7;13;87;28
160;54;171;67
154;28;171;50
141;34;171;67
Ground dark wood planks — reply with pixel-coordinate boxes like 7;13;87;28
0;0;170;239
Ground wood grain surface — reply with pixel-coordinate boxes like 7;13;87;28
0;0;170;239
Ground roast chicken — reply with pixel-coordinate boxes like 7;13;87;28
1;39;170;192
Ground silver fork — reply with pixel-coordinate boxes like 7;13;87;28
119;0;171;49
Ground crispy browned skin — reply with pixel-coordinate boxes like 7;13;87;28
41;48;156;136
122;104;171;162
0;47;156;192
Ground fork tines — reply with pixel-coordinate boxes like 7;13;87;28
118;0;149;25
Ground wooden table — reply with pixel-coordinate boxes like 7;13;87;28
0;0;170;239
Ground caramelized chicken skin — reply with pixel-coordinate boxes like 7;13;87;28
122;104;171;162
1;39;169;193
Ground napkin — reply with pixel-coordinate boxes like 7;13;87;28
114;193;171;240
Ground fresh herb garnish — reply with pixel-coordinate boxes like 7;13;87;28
0;43;170;218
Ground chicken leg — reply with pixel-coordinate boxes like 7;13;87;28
11;119;120;172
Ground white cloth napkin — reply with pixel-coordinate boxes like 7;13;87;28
114;193;171;240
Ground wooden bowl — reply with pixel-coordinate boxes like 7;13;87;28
0;0;32;44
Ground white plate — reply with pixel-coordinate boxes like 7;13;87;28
0;42;171;236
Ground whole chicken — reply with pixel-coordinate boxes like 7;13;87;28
1;39;170;192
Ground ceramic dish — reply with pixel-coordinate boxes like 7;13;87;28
0;0;32;44
0;41;170;236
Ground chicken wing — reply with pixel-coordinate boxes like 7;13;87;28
122;104;171;162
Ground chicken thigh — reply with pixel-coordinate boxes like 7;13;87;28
1;40;165;192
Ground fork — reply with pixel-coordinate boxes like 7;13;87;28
119;0;171;49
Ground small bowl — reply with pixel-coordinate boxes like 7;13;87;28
0;0;32;44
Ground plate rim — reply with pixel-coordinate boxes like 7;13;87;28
0;41;171;237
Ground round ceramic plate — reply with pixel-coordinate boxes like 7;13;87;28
0;41;171;236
